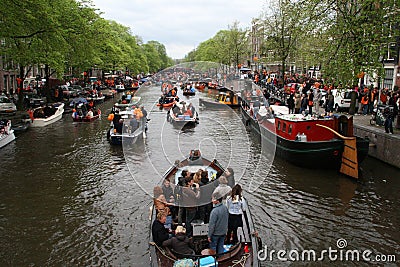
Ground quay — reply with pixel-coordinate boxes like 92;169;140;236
353;115;400;169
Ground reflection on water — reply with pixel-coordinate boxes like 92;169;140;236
0;85;398;266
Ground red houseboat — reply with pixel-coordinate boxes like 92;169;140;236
241;105;369;178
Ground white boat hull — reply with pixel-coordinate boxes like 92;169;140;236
31;103;64;127
0;130;16;148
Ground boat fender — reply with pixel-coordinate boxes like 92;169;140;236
245;119;250;126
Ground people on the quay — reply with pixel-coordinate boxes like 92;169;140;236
383;106;394;134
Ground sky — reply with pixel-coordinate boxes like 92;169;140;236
91;0;266;59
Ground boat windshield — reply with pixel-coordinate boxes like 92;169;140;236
174;165;218;185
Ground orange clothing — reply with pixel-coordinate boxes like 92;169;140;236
361;95;369;105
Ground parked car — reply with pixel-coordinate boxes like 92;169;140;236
23;92;46;108
0;95;17;115
331;89;359;112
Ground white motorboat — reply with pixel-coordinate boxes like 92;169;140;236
107;109;147;145
29;103;65;127
0;119;16;148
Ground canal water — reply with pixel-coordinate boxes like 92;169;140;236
0;84;399;266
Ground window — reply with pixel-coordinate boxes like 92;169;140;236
384;69;394;89
277;121;281;130
283;123;286;132
288;124;293;135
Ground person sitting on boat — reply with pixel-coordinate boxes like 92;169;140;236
152;211;172;247
133;106;143;120
181;102;187;113
162;226;195;256
172;105;181;116
86;109;94;119
182;176;200;237
34;108;45;118
226;184;246;245
208;192;229;255
190;85;195;93
162;178;175;205
159;94;166;104
154;186;171;216
72;109;79;119
184;108;192;117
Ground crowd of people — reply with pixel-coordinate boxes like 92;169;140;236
151;167;247;256
241;69;400;134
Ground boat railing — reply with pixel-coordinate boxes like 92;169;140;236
151;240;242;265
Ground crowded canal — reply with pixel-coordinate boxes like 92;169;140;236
0;84;399;266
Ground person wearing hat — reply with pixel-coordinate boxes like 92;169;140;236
162;226;194;255
208;192;229;255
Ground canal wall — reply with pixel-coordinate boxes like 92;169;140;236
353;121;400;169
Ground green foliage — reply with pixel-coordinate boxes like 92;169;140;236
185;21;248;67
0;0;173;82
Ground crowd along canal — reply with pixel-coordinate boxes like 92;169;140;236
0;84;399;266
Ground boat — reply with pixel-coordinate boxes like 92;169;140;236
114;94;141;109
167;101;198;126
107;109;147;145
0;119;16;148
199;90;241;109
102;89;117;99
11;120;30;134
157;96;179;109
240;99;369;178
27;103;64;127
86;93;105;103
71;103;101;122
149;150;260;267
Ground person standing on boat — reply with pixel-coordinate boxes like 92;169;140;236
300;94;308;114
325;91;335;116
213;176;232;203
294;90;301;114
287;93;295;114
226;184;246;245
308;90;314;115
253;98;261;119
314;88;322;115
208;192;229;255
182;176;200;237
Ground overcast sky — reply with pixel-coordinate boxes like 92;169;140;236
91;0;266;59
